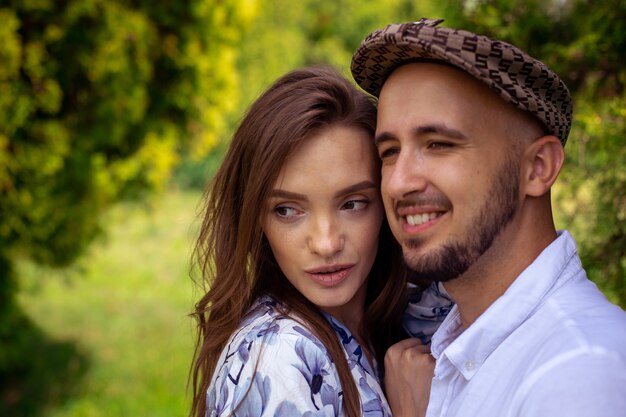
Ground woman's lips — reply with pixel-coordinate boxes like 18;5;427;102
305;264;354;287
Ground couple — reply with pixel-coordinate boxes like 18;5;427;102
189;19;626;417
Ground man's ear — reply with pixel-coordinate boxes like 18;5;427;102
522;135;565;197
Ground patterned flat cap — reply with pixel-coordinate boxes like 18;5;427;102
351;18;573;145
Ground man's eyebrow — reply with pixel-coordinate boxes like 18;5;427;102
335;180;377;198
374;132;395;147
414;124;467;140
268;189;308;201
375;124;467;146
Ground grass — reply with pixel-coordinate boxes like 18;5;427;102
15;189;204;417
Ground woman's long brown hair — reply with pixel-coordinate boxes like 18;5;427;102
190;66;408;417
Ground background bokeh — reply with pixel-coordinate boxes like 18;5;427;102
1;0;624;415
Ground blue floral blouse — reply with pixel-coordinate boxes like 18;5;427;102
206;283;452;416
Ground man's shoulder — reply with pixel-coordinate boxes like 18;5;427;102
535;232;626;349
529;277;626;355
511;288;626;417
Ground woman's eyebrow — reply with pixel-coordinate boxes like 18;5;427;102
335;181;377;198
268;189;308;201
269;181;377;201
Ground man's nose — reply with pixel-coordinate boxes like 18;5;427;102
383;150;428;200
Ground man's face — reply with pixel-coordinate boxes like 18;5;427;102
375;63;523;282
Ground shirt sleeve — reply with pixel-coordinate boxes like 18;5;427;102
512;348;626;417
207;326;343;416
403;282;455;344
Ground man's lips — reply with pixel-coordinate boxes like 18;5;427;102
394;206;447;232
396;205;447;224
305;264;354;286
395;195;451;229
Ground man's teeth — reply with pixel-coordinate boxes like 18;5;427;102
406;213;439;226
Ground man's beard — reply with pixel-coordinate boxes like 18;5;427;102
402;155;520;282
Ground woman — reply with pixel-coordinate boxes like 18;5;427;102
190;66;450;417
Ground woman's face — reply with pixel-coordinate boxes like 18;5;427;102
263;124;384;324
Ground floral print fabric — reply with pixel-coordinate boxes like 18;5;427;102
207;283;451;416
403;282;454;345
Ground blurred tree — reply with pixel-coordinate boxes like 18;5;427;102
0;0;256;268
0;0;257;402
233;0;450;127
547;0;626;306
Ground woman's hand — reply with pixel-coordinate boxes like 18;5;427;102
384;338;435;417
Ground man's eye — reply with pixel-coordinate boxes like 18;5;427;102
429;141;454;149
379;147;399;159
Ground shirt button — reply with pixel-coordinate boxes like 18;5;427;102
465;360;476;371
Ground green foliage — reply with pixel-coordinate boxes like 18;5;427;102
0;0;256;269
0;0;257;410
0;305;89;417
234;0;451;121
172;139;228;190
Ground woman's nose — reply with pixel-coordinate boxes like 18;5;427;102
307;215;344;258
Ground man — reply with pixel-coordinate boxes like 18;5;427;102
351;18;626;417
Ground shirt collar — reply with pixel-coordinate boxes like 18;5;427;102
431;230;581;379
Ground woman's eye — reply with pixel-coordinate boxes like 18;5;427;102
342;200;368;211
274;206;301;219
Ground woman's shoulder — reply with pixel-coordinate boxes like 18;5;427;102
234;296;326;347
208;296;343;415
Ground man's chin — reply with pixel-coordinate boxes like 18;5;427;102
406;266;462;283
403;249;470;283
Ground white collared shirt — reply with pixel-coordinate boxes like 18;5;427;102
417;231;626;417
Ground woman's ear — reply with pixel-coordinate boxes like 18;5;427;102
522;135;565;197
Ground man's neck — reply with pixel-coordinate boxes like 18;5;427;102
443;220;557;329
